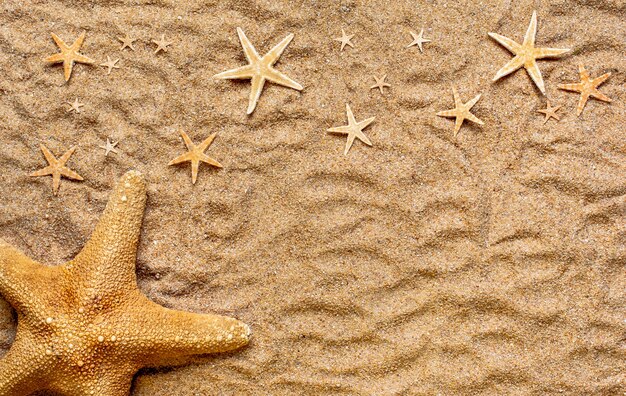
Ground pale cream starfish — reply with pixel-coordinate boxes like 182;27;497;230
168;131;223;184
66;98;84;113
0;170;250;396
537;101;561;123
436;87;484;136
45;32;95;82
30;144;83;195
407;28;431;53
557;65;612;116
100;56;120;74
152;34;172;54
214;28;303;115
327;104;374;155
370;75;391;94
334;29;355;51
118;34;137;51
99;138;119;157
489;10;570;94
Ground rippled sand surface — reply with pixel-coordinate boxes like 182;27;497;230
1;0;625;394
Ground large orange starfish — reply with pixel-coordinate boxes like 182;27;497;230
45;32;95;82
0;171;250;396
558;65;612;116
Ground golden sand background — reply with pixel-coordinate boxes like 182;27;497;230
1;0;625;394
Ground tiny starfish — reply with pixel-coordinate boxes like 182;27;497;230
168;131;223;184
100;56;120;74
489;10;569;94
0;171;250;396
537;101;561;123
557;65;612;116
30;144;83;195
153;34;173;54
407;28;431;53
99;138;119;157
66;98;84;113
118;34;137;51
214;27;303;115
370;75;391;95
327;104;374;155
436;87;484;136
45;32;95;82
334;29;355;51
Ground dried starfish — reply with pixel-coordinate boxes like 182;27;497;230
66;98;84;113
99;138;119;157
537;101;561;123
118;34;137;51
436;87;484;136
334;29;355;51
407;28;431;53
557;65;612;116
45;32;95;82
214;27;303;115
100;56;120;74
370;75;391;94
489;10;569;94
0;170;250;396
30;144;83;195
168;131;223;184
152;34;172;54
327;104;374;155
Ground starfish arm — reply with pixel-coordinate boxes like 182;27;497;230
247;75;266;114
236;27;261;63
488;33;522;54
357;116;376;130
63;60;74;82
345;104;356;125
264;68;303;91
72;53;95;65
327;125;351;135
576;92;590;116
523;10;538;47
344;133;357;155
534;47;570;59
50;32;68;51
591;89;612;102
168;152;193;166
39;144;58;165
0;338;50;396
492;55;525;81
190;159;200;184
45;53;64;63
557;82;583;92
58;146;77;166
454;116;465;135
452;87;461;107
264;33;295;65
71;31;87;51
70;171;146;298
59;167;84;181
29;165;55;177
197;132;217;152
465;112;484;125
436;109;458;118
592;72;612;86
213;64;254;80
466;94;482;109
525;60;547;94
199;154;223;168
179;131;195;151
355;129;373;147
578;65;590;80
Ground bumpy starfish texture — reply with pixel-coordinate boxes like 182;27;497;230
214;27;303;115
370;75;391;94
327;104;374;155
557;65;612;116
168;131;223;184
152;35;172;54
537;101;561;123
30;144;83;195
118;34;136;51
334;29;355;51
45;32;95;82
100;56;120;74
489;10;569;94
99;138;119;157
407;28;431;53
436;87;484;136
0;171;251;396
66;98;84;113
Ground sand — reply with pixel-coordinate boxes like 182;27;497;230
0;0;625;394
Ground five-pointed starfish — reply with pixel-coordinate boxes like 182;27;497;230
118;34;137;51
370;75;391;94
436;87;484;136
537;101;561;123
66;98;84;113
168;131;223;184
0;171;250;395
557;65;612;116
334;29;355;51
214;28;303;115
30;144;83;195
99;138;119;157
100;56;120;74
152;34;173;54
45;32;95;82
327;104;374;155
489;10;569;94
407;28;431;53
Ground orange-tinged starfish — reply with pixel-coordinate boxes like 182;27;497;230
537;100;561;123
327;104;374;155
557;65;612;116
436;87;484;136
168;131;223;184
30;144;83;195
45;32;95;82
489;10;569;94
0;171;250;395
214;27;303;115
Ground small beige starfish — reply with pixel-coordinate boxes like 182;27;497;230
334;29;355;51
489;11;569;95
100;56;120;74
45;32;95;82
327;104;374;155
118;33;137;50
168;131;223;184
66;98;84;113
370;75;391;94
436;87;484;136
30;144;83;195
407;28;431;53
537;101;561;123
557;65;612;116
214;27;303;115
99;138;119;157
153;34;173;54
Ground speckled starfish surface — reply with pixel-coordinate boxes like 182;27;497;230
45;32;95;82
0;171;251;396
